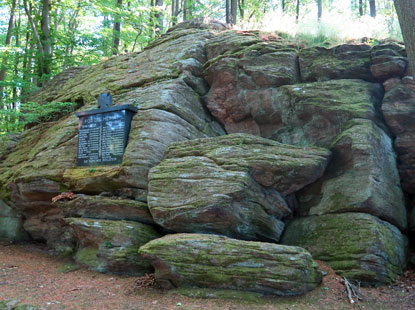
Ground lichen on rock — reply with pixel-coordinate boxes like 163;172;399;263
139;233;323;296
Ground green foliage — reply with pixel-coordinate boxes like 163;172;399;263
0;101;76;133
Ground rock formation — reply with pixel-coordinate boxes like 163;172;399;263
0;19;414;293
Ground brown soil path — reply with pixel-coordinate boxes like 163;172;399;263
0;243;414;310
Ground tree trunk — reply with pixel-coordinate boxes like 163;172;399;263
112;0;123;55
317;0;322;20
238;0;244;19
296;0;300;22
394;0;415;75
230;0;237;24
183;0;188;20
369;0;376;17
41;0;52;75
282;0;285;12
359;0;363;16
153;0;163;35
226;0;230;24
0;0;18;107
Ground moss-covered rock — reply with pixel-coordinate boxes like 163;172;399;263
66;218;160;275
0;300;38;310
204;78;383;147
370;42;407;81
148;156;286;242
382;78;415;194
164;133;330;195
0;19;225;249
139;233;322;296
58;194;154;224
0;200;29;242
299;44;373;82
281;213;407;285
298;119;407;230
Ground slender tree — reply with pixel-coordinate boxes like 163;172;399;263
369;0;376;17
317;0;322;20
0;0;19;106
41;0;52;73
112;0;123;55
230;0;237;24
296;0;300;22
226;0;230;24
238;0;244;19
394;0;415;75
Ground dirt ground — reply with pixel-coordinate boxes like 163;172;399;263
0;243;414;310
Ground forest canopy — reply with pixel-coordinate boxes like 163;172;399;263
0;0;404;133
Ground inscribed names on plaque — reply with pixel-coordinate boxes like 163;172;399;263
76;104;137;167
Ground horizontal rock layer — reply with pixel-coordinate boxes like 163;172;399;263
58;195;154;225
164;133;331;195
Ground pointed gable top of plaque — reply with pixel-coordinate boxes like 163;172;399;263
98;92;113;109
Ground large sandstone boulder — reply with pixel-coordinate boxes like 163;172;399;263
164;134;330;195
139;233;323;296
66;218;160;274
148;134;330;242
298;119;407;230
148;156;287;242
299;44;373;82
382;78;415;193
204;77;383;147
282;213;407;285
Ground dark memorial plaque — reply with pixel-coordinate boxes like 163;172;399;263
75;104;137;166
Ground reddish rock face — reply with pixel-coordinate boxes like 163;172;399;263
382;78;415;194
370;43;408;82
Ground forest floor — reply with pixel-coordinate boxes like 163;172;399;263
0;243;414;310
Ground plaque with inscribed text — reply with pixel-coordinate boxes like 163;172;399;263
76;105;137;166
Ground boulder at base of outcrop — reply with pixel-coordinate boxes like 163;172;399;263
0;200;29;242
298;119;407;230
281;213;407;285
382;78;415;194
148;134;330;242
0;300;38;310
299;44;373;82
58;195;154;225
204;77;383;147
66;218;160;275
139;233;322;296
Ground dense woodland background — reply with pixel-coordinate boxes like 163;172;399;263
0;0;406;133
